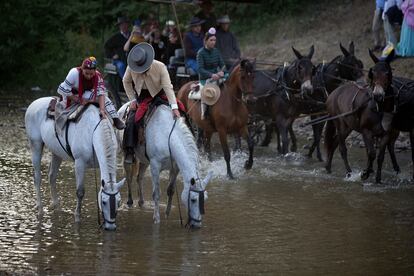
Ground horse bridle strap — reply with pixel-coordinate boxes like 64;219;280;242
101;189;120;222
186;188;205;226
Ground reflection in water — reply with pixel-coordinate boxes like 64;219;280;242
1;99;414;274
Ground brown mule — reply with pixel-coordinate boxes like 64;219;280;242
177;59;255;179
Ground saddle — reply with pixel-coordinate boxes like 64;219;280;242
48;97;97;122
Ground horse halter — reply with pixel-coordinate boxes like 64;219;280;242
100;188;120;225
185;180;206;228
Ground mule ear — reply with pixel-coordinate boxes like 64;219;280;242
349;41;355;55
307;45;315;59
292;46;303;60
340;43;350;57
368;48;379;64
385;49;395;64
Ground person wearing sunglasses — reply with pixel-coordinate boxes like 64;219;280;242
57;56;125;130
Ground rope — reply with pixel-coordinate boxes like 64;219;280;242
92;118;103;228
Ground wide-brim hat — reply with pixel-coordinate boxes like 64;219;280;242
201;83;221;105
217;15;231;24
188;17;206;27
127;42;155;73
116;16;129;26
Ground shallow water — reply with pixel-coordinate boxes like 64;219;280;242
1;93;414;274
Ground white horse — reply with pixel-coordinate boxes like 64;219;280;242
25;97;125;230
119;102;212;228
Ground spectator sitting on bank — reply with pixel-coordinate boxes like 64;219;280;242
195;0;217;33
372;0;385;51
383;0;403;48
164;29;182;66
184;17;205;74
396;0;414;57
124;20;146;55
215;15;241;70
104;16;130;78
162;20;177;40
149;28;167;61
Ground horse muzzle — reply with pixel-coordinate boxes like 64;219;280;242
104;221;117;231
301;80;314;97
373;85;385;102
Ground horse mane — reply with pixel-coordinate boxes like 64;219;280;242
175;116;199;170
98;117;117;176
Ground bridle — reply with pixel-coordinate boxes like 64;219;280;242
100;188;120;226
185;181;206;228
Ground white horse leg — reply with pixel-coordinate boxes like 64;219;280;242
74;159;86;223
166;165;179;218
30;140;44;216
48;153;62;209
137;162;149;208
150;163;161;224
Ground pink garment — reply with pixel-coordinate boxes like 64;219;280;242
402;0;414;28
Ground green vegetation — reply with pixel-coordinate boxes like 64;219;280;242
0;0;307;91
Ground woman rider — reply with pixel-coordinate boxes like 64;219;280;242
196;27;227;119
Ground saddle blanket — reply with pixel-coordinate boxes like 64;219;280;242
134;95;186;123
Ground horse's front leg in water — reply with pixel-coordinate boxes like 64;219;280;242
124;159;135;207
166;165;179;218
137;162;149;208
150;162;161;224
218;128;234;179
241;126;254;170
288;123;297;152
74;159;86;223
48;153;62;209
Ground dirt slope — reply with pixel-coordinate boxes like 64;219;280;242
242;0;413;79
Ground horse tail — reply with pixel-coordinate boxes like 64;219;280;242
324;120;337;154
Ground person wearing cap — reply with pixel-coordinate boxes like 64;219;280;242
215;15;241;70
122;42;180;163
104;16;130;78
195;0;217;33
57;57;125;130
184;17;205;74
197;27;226;120
162;20;177;39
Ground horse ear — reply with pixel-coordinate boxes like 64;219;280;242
201;171;213;190
307;45;314;59
349;41;355;55
385;49;395;64
368;48;379;64
116;178;126;190
340;43;350;57
102;179;105;188
292;47;303;60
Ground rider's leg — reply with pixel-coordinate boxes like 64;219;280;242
123;106;137;164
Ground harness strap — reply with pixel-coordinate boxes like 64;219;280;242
54;122;74;160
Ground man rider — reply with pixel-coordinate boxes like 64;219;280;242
122;42;180;163
57;56;125;129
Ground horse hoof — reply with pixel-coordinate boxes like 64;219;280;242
244;161;253;170
325;166;331;174
375;177;382;184
153;217;160;224
127;199;133;208
395;168;400;175
228;173;235;180
346;172;352;178
138;200;144;208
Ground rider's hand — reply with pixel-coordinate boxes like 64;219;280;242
217;71;224;77
69;95;80;103
113;54;119;60
211;74;220;80
172;109;180;119
99;109;107;118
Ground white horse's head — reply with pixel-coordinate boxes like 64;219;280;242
98;178;126;230
186;171;213;229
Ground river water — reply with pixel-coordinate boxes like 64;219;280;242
1;92;414;274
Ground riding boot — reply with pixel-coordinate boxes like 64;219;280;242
123;109;137;164
201;103;209;120
113;117;126;130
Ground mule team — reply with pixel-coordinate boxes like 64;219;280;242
25;41;414;230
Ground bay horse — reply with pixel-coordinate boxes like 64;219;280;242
25;97;126;230
177;59;255;179
248;46;315;155
324;50;396;180
119;103;213;228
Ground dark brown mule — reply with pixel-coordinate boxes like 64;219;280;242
248;46;315;155
324;49;396;179
177;59;255;179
